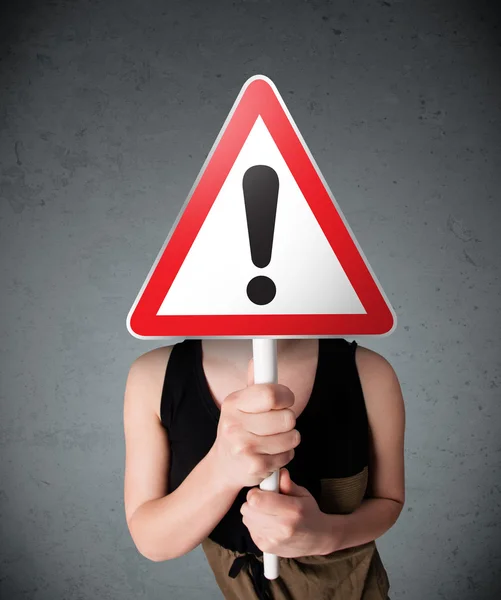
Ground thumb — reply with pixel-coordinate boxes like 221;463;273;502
279;468;309;497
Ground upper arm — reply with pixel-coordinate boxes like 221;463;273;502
355;345;406;505
123;346;173;526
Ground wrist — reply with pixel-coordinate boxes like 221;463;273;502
204;447;242;496
318;512;346;556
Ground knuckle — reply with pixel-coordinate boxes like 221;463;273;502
220;418;236;435
281;524;294;539
266;536;278;550
247;455;263;475
257;536;269;552
250;493;260;507
231;439;249;456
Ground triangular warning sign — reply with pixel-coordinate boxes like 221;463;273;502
127;75;396;339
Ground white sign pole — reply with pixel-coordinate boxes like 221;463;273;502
252;338;280;580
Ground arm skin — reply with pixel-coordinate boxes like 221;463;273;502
318;346;406;555
123;347;242;562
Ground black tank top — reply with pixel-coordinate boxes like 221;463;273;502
160;338;369;557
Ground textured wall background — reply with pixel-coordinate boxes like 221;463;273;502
1;0;500;599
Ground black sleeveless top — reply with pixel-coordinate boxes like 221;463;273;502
160;338;369;557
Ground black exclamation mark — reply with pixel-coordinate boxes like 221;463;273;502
243;165;279;305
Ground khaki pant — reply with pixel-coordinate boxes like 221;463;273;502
202;535;390;600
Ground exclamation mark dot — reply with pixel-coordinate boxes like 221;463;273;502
242;165;279;305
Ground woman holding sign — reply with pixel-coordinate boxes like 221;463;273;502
123;337;405;599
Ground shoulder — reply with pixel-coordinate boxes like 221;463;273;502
128;344;175;375
353;344;405;421
124;345;176;421
353;344;399;384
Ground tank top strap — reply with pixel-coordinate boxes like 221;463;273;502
160;339;198;431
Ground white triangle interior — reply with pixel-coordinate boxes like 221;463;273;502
157;116;366;316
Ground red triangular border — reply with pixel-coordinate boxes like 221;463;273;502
127;76;396;338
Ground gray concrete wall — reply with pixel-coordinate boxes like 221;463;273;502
1;0;500;598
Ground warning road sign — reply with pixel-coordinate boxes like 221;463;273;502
127;75;396;339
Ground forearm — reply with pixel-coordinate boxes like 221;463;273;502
129;449;241;562
319;497;404;555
